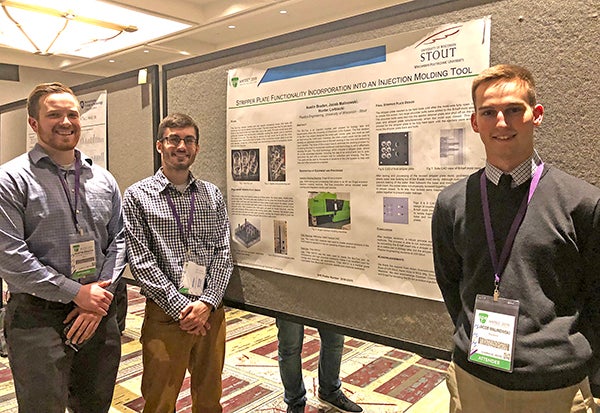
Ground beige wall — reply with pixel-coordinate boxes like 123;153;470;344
0;65;99;106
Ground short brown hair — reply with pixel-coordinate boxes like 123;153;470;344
27;82;77;119
471;64;537;108
157;113;199;142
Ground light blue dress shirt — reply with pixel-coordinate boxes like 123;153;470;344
0;144;126;303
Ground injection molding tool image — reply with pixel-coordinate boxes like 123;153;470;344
307;192;350;229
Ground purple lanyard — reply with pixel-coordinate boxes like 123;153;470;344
165;188;196;249
58;153;82;234
480;163;544;296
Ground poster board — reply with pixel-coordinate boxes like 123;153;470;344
162;0;600;358
225;17;490;303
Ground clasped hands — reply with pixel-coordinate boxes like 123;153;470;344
66;280;114;345
179;301;212;336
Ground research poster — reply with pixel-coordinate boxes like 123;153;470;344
226;17;490;301
27;90;108;168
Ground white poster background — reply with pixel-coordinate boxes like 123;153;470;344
226;18;490;301
27;90;108;168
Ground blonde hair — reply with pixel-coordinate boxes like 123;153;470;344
471;64;537;108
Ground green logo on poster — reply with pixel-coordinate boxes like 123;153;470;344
231;77;239;87
479;313;488;324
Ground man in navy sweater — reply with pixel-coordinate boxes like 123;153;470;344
432;64;600;412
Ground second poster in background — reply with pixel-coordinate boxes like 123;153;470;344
226;17;490;301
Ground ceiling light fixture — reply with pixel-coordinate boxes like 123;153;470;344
142;43;190;56
1;0;137;56
0;0;191;58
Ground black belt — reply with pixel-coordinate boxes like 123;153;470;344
8;293;72;310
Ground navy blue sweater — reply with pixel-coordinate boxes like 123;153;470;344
432;165;600;390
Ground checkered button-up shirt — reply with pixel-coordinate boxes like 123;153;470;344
485;150;543;187
123;169;233;320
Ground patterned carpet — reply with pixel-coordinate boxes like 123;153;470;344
0;286;450;412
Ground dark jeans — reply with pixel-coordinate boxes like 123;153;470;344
276;318;344;407
4;293;121;413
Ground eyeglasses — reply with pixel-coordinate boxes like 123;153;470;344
161;135;198;146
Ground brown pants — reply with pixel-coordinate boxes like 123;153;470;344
140;300;226;413
446;361;597;413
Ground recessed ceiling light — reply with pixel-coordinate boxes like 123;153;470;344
228;25;236;29
144;44;191;56
108;59;115;63
280;10;287;14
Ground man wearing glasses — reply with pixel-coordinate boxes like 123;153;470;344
123;113;233;412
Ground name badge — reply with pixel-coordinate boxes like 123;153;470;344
469;294;519;372
69;233;96;283
179;261;206;296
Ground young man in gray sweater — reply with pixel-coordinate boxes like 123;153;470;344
432;64;600;413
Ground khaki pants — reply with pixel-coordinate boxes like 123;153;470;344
140;300;226;413
446;361;597;413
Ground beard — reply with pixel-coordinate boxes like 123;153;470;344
38;128;80;152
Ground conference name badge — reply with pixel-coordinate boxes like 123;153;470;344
179;261;206;296
468;294;519;372
69;234;96;282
